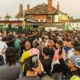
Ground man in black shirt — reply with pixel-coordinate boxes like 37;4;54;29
7;31;15;47
40;47;52;76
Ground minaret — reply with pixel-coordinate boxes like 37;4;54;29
57;2;60;11
48;0;53;13
19;4;23;12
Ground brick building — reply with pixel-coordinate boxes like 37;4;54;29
16;0;69;23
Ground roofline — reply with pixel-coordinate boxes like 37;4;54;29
25;13;55;15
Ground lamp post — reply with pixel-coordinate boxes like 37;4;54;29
21;0;26;28
23;10;26;28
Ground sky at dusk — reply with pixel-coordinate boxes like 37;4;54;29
0;0;80;19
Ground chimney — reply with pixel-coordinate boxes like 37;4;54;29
48;0;53;13
27;4;30;11
19;4;23;12
57;2;60;11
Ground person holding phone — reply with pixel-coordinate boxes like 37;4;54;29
20;55;42;80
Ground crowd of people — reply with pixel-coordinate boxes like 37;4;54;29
0;30;80;80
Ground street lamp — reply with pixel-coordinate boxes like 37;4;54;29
21;0;26;27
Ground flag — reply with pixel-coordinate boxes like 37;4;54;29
65;22;69;31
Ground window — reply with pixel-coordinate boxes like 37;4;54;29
37;19;46;22
37;19;40;22
77;24;79;26
55;15;59;22
29;15;33;19
43;19;46;22
47;15;52;20
41;20;44;22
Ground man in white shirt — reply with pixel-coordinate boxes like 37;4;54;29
0;36;8;63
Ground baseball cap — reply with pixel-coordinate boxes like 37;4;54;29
70;55;80;68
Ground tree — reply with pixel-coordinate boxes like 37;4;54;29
5;13;11;19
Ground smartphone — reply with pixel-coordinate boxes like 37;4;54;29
32;55;38;67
